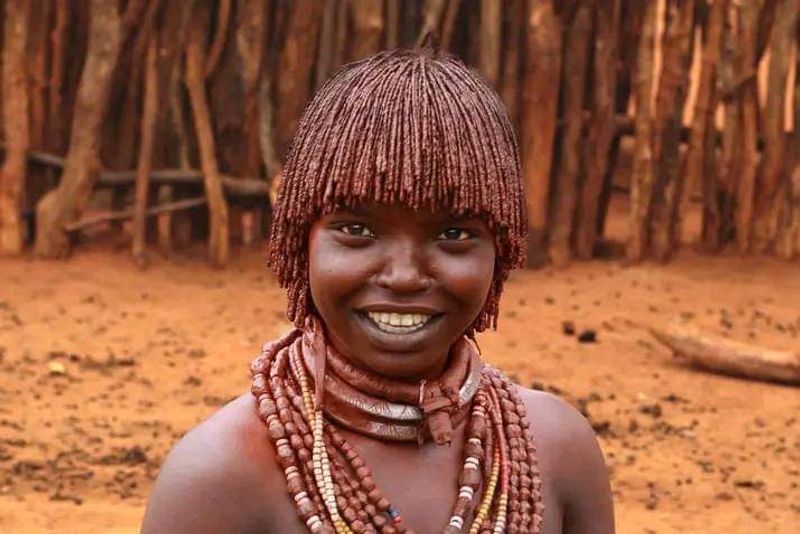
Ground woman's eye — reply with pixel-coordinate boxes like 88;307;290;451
340;224;375;238
438;228;471;241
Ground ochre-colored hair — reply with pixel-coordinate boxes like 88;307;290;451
268;47;526;333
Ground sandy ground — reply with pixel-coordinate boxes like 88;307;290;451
0;235;799;533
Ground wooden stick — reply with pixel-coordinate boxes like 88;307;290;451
132;38;159;266
575;0;620;259
734;1;761;253
549;2;591;267
650;323;800;385
203;0;231;79
186;4;229;267
479;0;502;87
65;197;207;232
0;0;31;255
626;1;657;262
649;0;696;262
752;0;798;252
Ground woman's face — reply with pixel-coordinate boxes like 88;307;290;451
307;203;496;380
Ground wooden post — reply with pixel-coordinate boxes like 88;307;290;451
752;0;798;253
683;0;727;252
479;0;502;88
549;2;592;267
574;0;620;260
185;4;230;267
0;0;30;255
521;0;563;264
349;0;384;62
626;1;657;262
34;0;126;258
131;39;158;267
649;0;696;262
275;0;323;156
499;0;524;130
734;1;761;253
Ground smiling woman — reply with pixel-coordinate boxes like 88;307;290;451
142;45;614;534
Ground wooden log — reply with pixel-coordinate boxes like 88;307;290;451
650;323;800;385
626;1;657;262
734;1;761;252
349;0;384;62
34;0;127;258
186;4;230;267
131;38;158;267
649;0;696;262
549;2;592;267
65;197;207;232
752;0;798;253
574;0;620;260
521;0;563;264
479;0;502;88
275;0;323;156
0;0;31;255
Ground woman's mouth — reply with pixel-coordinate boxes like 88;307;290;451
365;311;432;334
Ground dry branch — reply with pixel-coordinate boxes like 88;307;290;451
651;323;800;385
65;197;207;232
204;0;232;79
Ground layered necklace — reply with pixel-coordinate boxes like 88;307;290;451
250;320;544;534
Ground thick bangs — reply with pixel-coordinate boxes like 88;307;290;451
269;48;526;330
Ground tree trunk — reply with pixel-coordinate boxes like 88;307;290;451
315;0;339;89
275;0;323;156
575;0;620;259
47;0;69;153
418;0;448;46
386;0;400;49
734;1;761;252
649;0;696;262
479;0;502;88
34;0;125;258
521;0;563;264
752;0;798;252
0;0;31;255
549;3;591;267
132;38;158;266
775;33;800;259
185;4;230;267
349;0;384;62
626;1;657;262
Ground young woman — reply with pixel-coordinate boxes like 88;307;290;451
143;47;614;534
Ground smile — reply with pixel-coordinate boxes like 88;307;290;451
365;311;432;334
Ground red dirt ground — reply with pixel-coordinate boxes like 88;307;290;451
0;235;798;533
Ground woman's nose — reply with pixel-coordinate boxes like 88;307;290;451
373;239;433;293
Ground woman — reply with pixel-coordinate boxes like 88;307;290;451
143;46;614;533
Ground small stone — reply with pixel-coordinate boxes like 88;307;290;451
577;329;597;343
48;361;67;375
561;321;576;336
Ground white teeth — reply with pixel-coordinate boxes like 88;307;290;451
366;311;432;333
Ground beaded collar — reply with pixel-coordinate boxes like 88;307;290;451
250;323;545;533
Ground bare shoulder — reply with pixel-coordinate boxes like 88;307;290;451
142;393;278;533
515;387;615;534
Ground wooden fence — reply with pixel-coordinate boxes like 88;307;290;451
0;0;798;267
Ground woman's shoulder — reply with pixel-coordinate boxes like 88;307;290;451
141;393;281;533
514;386;615;533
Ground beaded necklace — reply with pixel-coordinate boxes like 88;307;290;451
250;326;544;534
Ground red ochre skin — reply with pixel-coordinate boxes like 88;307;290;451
142;204;615;534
